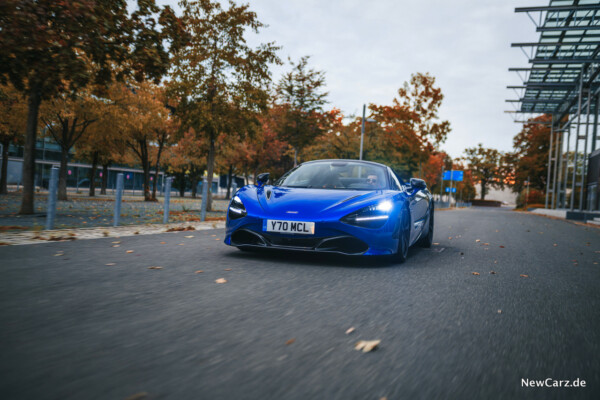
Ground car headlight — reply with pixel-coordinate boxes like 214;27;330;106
228;195;247;219
341;200;393;229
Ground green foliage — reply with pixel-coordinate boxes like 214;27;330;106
463;143;507;200
510;114;551;194
275;56;328;163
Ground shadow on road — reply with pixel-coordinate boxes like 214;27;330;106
224;245;432;269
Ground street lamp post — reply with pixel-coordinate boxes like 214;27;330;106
359;104;376;161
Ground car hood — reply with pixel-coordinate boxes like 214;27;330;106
250;186;390;219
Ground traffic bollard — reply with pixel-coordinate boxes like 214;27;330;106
45;166;59;230
113;173;124;227
200;176;208;222
163;177;172;224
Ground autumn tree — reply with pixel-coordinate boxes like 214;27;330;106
463;143;507;200
164;129;207;198
275;56;329;166
0;84;27;194
0;0;185;213
369;73;451;177
74;91;129;196
40;90;101;200
302;108;356;160
114;82;175;201
170;0;279;211
510;114;552;194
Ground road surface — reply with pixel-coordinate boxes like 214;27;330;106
1;207;599;399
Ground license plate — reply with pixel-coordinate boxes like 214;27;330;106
265;220;315;235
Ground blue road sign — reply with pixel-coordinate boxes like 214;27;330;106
445;187;457;193
443;170;464;182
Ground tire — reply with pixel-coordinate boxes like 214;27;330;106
395;209;410;263
417;206;434;248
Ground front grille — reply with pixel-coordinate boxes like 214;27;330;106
262;234;322;248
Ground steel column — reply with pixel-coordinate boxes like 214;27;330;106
562;124;571;208
545;119;554;208
570;69;584;211
551;125;561;209
579;87;592;210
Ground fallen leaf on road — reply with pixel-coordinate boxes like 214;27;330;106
355;340;381;353
346;327;355;335
148;266;163;270
160;241;166;244
495;230;499;232
178;243;185;246
105;263;116;266
520;274;529;278
494;260;498;264
497;310;502;314
215;238;220;241
224;268;232;271
499;245;505;248
475;239;481;243
126;250;134;253
124;393;148;400
448;236;452;240
490;271;496;274
472;272;480;275
433;242;439;245
112;241;121;244
285;338;296;345
184;235;194;238
215;278;227;284
553;244;558;247
195;270;203;274
483;243;489;246
112;245;120;248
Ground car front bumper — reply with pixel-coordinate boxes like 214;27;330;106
225;214;398;256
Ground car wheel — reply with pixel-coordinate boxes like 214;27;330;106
395;209;410;263
418;206;434;248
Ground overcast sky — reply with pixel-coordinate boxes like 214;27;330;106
158;0;541;158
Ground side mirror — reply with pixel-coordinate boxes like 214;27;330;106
256;172;270;187
409;178;426;190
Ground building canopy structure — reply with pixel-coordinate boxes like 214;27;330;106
508;0;600;214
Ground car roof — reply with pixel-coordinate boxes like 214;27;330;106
301;159;388;169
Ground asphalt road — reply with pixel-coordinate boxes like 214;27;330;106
1;207;599;400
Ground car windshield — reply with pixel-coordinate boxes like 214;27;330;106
275;161;389;190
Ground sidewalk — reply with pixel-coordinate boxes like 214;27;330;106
0;192;228;232
0;219;226;246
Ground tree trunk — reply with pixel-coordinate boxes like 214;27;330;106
226;165;233;199
58;146;69;201
19;89;42;214
191;176;198;198
205;138;216;211
179;176;185;197
0;137;10;195
137;139;152;201
294;147;298;167
152;170;159;200
480;182;487;200
89;151;99;197
100;163;109;195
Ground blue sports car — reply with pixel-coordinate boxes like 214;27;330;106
224;159;434;262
